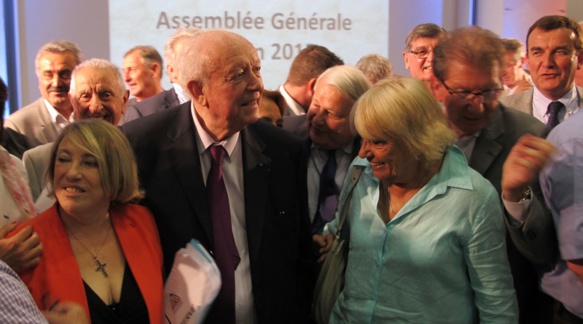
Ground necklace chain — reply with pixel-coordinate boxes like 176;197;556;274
66;218;111;278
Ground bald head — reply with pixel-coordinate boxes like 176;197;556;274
177;30;263;141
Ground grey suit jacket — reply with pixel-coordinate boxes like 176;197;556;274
122;88;180;124
3;98;59;158
22;142;54;201
499;85;583;116
470;104;556;262
470;104;556;321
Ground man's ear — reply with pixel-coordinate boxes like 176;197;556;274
150;62;162;79
307;78;317;96
189;80;207;107
577;50;583;70
403;51;410;70
121;90;129;114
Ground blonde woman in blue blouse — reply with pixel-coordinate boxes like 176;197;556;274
321;77;518;323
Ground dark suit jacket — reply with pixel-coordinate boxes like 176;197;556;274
282;114;308;139
123;88;180;124
469;104;555;323
121;103;314;323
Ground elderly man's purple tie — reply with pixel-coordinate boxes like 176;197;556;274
206;145;240;324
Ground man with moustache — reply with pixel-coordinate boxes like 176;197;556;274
4;40;82;158
121;30;313;324
23;59;128;209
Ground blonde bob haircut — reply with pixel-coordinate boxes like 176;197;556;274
352;77;455;169
48;119;143;204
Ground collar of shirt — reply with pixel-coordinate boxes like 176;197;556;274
533;85;579;123
173;83;190;105
455;132;480;162
311;140;354;158
190;102;240;157
279;84;305;116
43;99;73;129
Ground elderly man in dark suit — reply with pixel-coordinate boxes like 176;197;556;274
123;27;202;123
500;16;583;128
431;26;554;323
304;65;370;234
121;30;313;324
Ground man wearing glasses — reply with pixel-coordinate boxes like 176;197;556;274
402;23;447;98
431;26;553;324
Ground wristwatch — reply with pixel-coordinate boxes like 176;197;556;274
518;187;531;203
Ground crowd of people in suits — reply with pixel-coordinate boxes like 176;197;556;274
0;12;581;324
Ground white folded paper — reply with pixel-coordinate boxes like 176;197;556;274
164;239;221;324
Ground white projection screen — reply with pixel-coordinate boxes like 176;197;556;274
109;1;389;91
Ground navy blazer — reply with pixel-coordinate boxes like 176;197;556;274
121;103;314;323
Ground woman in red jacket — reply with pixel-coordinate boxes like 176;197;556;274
15;119;163;323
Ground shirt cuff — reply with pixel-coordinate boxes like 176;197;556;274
502;193;532;224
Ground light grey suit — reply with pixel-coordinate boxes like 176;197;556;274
499;86;583;116
22;142;53;202
3;98;59;159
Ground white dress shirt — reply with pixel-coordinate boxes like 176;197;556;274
191;104;256;324
279;85;305;116
532;85;580;124
43;99;73;132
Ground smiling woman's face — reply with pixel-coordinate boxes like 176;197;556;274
53;137;109;218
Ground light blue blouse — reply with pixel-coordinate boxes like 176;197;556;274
324;146;518;323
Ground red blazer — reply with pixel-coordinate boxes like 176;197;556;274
15;203;163;323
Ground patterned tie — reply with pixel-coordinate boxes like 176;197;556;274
546;101;564;129
206;145;240;324
311;150;339;234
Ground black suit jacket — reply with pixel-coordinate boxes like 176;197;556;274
123;88;180;123
121;103;314;323
282;114;308;140
469;104;554;323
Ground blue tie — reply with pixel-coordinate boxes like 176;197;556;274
312;150;339;233
547;101;564;129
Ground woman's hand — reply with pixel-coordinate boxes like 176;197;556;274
43;301;89;324
312;234;334;263
0;223;42;273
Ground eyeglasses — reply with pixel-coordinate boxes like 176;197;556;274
408;48;433;59
441;80;503;103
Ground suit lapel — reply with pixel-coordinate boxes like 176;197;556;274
241;125;270;265
163;88;180;109
576;86;583;106
37;99;59;142
469;106;504;175
165;105;214;247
